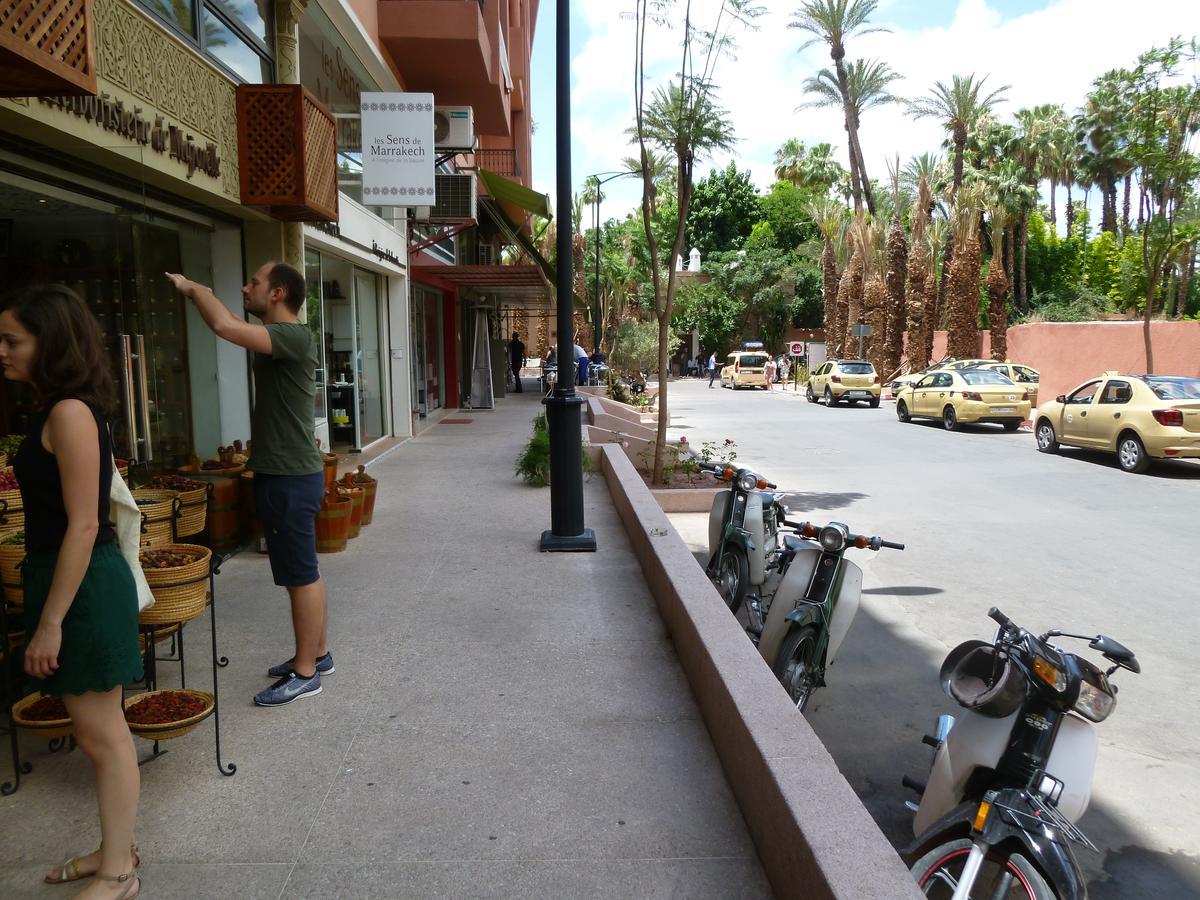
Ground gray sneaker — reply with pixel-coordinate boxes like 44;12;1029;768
254;671;322;707
268;652;334;678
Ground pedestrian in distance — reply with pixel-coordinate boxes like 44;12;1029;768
707;351;719;388
0;284;143;898
573;337;589;386
167;262;332;707
764;356;776;392
508;331;525;393
778;355;790;390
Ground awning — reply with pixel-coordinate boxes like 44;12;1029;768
477;168;552;221
410;264;551;300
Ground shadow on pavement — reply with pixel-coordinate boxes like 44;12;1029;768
861;586;946;597
1054;447;1200;480
802;603;1200;900
778;491;869;512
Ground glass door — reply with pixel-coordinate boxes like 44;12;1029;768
410;287;427;417
353;268;386;446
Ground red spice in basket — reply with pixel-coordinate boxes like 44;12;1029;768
125;692;207;725
23;696;69;721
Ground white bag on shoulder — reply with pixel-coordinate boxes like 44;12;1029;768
109;460;155;612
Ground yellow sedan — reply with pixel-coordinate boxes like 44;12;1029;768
1034;373;1200;473
968;362;1040;407
895;368;1032;431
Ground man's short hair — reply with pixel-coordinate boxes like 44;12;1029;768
266;262;306;314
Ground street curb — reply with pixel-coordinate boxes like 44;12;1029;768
598;444;921;900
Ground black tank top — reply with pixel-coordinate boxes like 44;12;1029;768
12;402;116;553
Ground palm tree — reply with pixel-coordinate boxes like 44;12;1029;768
908;74;1010;196
774;138;808;185
904;177;932;370
884;159;908;379
800;142;848;193
789;0;890;214
923;217;946;363
902;153;947;213
946;185;984;359
800;57;902;214
808;197;847;353
985;202;1011;360
836;215;868;356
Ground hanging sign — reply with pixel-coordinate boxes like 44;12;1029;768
360;92;435;203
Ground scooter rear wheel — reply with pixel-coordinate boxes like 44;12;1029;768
773;624;820;712
910;838;1053;899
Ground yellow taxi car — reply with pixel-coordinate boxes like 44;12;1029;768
1034;373;1200;473
806;359;882;407
937;358;993;372
895;367;1031;431
720;349;770;389
968;362;1040;406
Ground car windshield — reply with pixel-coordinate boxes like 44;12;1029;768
740;355;768;367
962;370;1014;385
1142;377;1200;400
838;363;874;374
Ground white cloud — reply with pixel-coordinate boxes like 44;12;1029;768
539;0;1200;222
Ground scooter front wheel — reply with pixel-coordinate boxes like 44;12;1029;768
708;548;748;614
910;838;1053;899
773;624;820;712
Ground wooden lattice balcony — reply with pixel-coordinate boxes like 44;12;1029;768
236;84;339;223
0;0;96;96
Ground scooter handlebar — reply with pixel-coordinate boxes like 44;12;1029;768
878;539;905;551
784;521;904;551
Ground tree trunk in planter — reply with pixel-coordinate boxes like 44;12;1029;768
987;252;1009;361
822;239;841;356
923;264;939;364
946;220;982;361
884;214;908;380
835;247;864;359
1018;214;1029;310
905;235;930;371
863;272;888;373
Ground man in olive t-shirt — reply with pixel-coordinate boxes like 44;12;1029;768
166;262;331;708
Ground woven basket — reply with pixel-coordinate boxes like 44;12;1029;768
138;622;182;652
173;483;209;538
132;489;180;548
124;689;214;741
139;544;211;625
115;459;130;480
0;467;23;529
0;530;25;606
12;692;73;739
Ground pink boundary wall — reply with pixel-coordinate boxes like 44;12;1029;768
909;322;1200;403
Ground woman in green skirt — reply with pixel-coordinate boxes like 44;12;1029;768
1;285;142;899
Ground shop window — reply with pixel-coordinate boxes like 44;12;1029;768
136;0;273;84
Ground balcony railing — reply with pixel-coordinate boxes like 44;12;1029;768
468;149;520;179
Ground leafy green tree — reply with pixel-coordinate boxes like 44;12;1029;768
760;180;821;250
671;280;746;356
686;162;762;259
1083;228;1121;298
613;318;680;374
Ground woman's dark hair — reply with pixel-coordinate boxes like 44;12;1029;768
0;284;117;414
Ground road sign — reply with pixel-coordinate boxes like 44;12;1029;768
788;341;804;356
851;324;873;337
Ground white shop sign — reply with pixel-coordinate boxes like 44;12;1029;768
360;92;434;203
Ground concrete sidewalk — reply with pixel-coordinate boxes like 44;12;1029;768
0;385;771;899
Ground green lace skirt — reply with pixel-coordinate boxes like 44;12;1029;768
22;542;143;697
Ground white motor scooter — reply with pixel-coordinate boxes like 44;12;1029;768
698;461;785;613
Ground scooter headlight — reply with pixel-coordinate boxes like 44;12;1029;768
818;524;847;552
737;472;759;492
1073;679;1116;723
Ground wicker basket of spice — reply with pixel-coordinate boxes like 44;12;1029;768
0;528;25;606
132;489;181;548
147;475;208;539
123;689;214;740
0;467;24;530
12;693;73;739
138;545;212;626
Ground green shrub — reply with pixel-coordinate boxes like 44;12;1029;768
514;414;592;487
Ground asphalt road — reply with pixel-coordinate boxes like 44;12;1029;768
661;377;1200;899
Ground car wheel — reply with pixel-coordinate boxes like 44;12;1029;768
1036;420;1059;453
1002;420;1021;432
869;397;880;409
806;384;817;403
942;406;959;431
824;387;836;407
896;401;911;423
1117;432;1151;474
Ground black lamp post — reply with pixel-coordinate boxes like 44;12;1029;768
540;0;596;553
586;170;634;354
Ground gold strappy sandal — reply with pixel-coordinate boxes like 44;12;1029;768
88;867;140;900
44;846;140;885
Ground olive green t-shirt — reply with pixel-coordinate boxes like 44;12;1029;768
248;323;324;476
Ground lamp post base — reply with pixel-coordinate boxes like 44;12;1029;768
540;527;597;552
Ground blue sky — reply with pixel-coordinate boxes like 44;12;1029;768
529;0;1200;226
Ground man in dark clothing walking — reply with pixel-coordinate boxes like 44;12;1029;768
707;351;720;388
166;262;330;707
509;332;525;393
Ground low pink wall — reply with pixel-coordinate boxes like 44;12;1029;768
904;322;1200;404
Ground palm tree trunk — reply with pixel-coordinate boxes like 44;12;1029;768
1049;178;1057;227
1005;223;1016;305
850;116;876;216
1181;243;1196;319
952;135;966;192
1019;214;1029;309
833;56;864;213
1122;173;1132;237
1065;182;1074;234
1143;274;1157;373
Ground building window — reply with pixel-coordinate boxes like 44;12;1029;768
136;0;274;84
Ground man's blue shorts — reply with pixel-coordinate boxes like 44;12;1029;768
253;471;325;587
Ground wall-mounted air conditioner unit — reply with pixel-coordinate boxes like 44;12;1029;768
422;173;477;223
434;106;475;151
